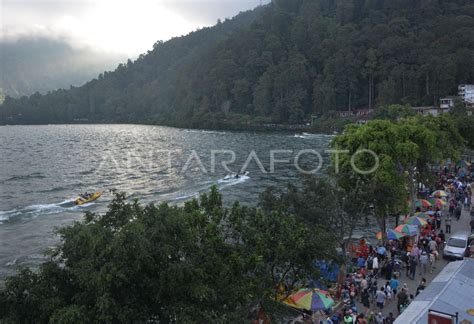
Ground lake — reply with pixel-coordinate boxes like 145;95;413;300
0;124;334;279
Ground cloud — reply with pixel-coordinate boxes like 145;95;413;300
161;0;264;24
1;0;265;56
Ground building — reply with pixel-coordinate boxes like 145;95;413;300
412;97;456;116
412;106;440;116
335;110;353;118
395;259;474;324
439;97;455;109
458;84;474;105
334;109;374;120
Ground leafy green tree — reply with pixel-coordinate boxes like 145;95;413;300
331;116;464;227
259;176;370;250
332;120;407;233
0;187;337;323
374;104;414;120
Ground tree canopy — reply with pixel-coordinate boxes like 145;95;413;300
1;0;473;127
0;188;337;323
330;115;464;230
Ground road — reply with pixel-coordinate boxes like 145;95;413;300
355;195;472;320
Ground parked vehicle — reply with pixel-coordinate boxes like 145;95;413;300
443;232;471;260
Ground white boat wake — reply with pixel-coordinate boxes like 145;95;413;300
0;199;90;223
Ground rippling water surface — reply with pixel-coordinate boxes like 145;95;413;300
0;124;333;279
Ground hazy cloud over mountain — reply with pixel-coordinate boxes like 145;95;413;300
0;0;266;96
1;0;266;56
0;36;126;97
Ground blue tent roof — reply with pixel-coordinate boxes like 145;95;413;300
314;260;340;283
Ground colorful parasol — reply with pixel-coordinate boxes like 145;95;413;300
428;198;446;207
377;229;407;240
404;216;428;226
415;199;432;208
283;288;335;311
394;224;418;236
432;190;448;198
414;212;430;219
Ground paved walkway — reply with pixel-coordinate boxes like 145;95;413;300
355;193;473;320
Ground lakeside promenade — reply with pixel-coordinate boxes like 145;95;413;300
357;191;473;321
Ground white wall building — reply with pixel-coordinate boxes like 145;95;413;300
439;97;454;109
412;106;440;116
458;84;474;105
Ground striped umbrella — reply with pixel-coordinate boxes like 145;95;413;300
432;190;447;198
404;216;428;227
414;212;430;219
377;229;407;240
428;198;446;208
283;288;335;311
394;224;418;236
415;199;432;208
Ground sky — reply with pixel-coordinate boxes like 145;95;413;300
1;0;266;57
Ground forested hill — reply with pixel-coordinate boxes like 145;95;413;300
1;0;473;128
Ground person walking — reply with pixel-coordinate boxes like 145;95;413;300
385;260;394;281
343;312;354;324
361;288;371;313
410;244;421;260
384;281;393;303
370;276;378;301
385;312;395;324
375;287;386;309
409;256;417;280
445;215;452;234
390;276;399;296
435;208;442;229
404;253;411;277
397;287;409;315
416;278;427;296
419;252;428;275
455;203;462;220
429;239;437;254
449;199;455;216
438;230;445;243
429;252;436;273
356;313;367;324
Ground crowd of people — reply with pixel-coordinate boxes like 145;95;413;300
322;161;473;324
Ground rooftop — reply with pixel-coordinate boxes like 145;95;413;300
395;259;474;323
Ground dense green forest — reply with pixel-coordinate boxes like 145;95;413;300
1;0;473;128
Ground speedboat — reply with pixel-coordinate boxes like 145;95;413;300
223;171;249;180
74;191;102;205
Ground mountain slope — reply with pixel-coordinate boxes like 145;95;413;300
1;0;473;127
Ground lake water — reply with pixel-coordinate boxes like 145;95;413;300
0;124;334;279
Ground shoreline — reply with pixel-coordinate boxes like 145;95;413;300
0;120;342;135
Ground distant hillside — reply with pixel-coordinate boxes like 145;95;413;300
0;37;124;97
1;0;473;128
